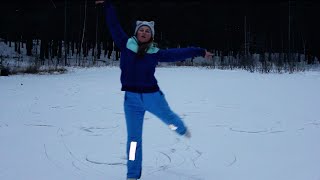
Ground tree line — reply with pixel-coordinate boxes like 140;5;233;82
1;0;319;73
1;36;318;74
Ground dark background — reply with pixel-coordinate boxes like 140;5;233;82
0;0;319;57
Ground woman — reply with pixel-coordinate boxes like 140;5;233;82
97;1;213;179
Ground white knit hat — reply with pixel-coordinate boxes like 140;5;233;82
134;20;155;38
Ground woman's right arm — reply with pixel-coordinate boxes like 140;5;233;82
103;0;128;50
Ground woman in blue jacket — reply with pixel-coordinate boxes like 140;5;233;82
97;1;213;179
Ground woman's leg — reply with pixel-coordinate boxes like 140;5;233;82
124;92;145;179
143;91;187;135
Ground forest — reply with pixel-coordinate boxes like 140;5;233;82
0;0;319;74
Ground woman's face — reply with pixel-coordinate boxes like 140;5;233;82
136;26;152;43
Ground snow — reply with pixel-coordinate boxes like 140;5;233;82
1;67;320;180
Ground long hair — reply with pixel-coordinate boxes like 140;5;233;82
137;38;154;58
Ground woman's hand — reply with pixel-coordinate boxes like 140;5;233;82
95;0;105;5
204;50;214;60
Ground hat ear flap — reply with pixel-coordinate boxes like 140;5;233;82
136;21;143;26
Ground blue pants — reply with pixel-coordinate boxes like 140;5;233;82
124;90;187;179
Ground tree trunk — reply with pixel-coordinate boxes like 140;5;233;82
26;38;33;56
71;41;74;56
58;40;62;59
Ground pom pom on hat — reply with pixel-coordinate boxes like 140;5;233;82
134;20;155;38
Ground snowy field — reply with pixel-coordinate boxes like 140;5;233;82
1;67;320;180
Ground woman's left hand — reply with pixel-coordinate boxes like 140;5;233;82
95;0;104;4
204;50;214;60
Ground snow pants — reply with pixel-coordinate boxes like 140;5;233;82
124;90;187;179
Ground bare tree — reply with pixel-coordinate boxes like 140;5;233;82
80;0;88;66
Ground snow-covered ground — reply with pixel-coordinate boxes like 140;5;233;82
1;67;320;180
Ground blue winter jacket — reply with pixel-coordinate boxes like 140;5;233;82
105;2;206;93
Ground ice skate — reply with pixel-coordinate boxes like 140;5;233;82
184;129;191;138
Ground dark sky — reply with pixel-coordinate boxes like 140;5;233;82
1;0;320;56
